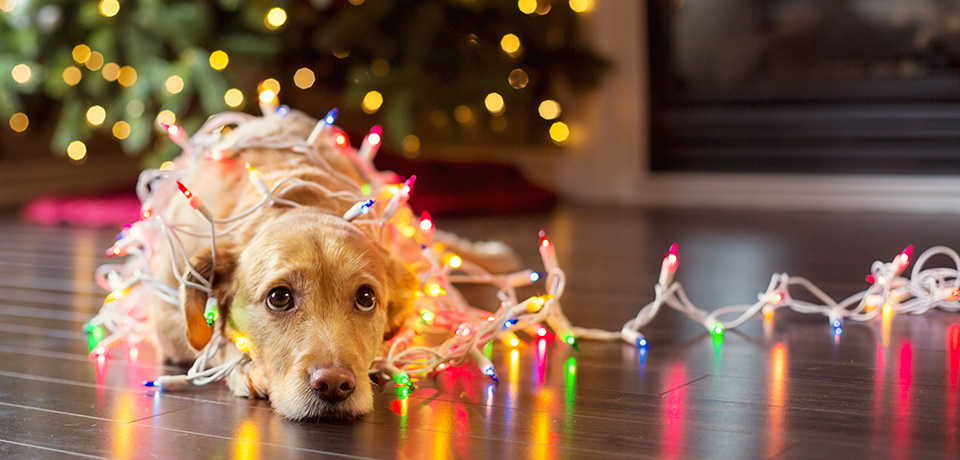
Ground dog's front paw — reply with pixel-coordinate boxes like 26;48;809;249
227;363;269;399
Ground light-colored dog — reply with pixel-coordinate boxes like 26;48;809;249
149;113;517;420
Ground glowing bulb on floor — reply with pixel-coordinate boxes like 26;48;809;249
394;372;412;387
712;323;724;337
421;310;434;323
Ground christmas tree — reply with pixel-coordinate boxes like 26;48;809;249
0;0;607;163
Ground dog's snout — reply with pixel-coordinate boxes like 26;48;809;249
309;366;356;402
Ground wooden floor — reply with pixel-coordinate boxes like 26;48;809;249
1;205;960;459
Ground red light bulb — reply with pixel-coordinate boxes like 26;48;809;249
176;181;193;199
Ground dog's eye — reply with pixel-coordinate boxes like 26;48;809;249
354;286;377;312
266;287;294;311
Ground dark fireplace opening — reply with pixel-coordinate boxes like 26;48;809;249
649;0;960;175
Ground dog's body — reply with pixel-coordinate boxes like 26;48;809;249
148;113;517;419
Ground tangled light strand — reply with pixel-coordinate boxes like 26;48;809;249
88;103;601;390
619;244;960;348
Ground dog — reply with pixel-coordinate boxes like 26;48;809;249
147;111;518;420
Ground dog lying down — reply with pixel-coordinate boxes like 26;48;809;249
148;111;521;420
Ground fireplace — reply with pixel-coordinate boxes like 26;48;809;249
649;0;960;175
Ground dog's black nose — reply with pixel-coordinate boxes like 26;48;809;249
309;366;356;402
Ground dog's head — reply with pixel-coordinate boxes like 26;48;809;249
181;207;416;419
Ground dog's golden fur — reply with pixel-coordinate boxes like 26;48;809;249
148;113;517;420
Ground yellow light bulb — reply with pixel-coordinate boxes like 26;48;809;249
112;121;131;140
235;336;251;353
500;34;521;55
259;78;280;95
484;92;505;115
86;106;106;126
86;51;104;71
164;75;184;94
265;7;287;29
549;121;570;145
448;255;462;269
425;283;447;297
156;110;176;127
62;66;82;86
361;90;383;114
9;112;28;133
117;66;137;87
101;62;120;82
518;0;536;14
538;100;561;120
99;0;119;17
72;44;91;64
209;50;229;71
293;67;315;89
569;0;592;13
258;89;276;103
11;64;31;84
67;141;87;161
224;88;244;108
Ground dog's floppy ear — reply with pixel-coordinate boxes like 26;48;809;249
383;254;418;339
181;241;239;351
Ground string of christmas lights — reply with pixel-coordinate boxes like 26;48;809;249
88;102;960;393
619;244;960;348
88;102;603;390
